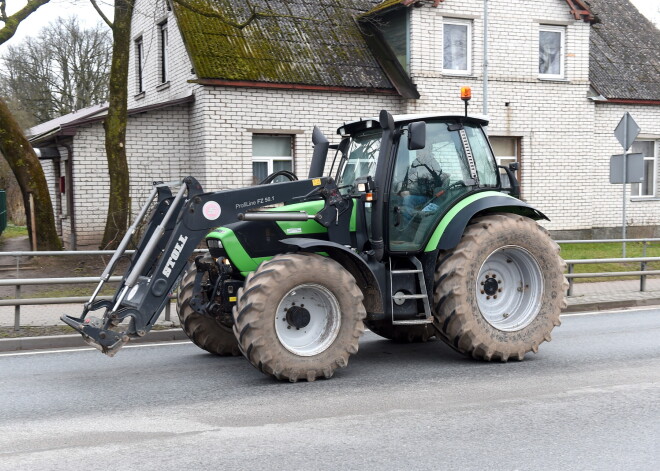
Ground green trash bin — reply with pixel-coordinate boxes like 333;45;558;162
0;190;7;236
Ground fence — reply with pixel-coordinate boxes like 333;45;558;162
0;249;205;330
559;238;660;296
1;240;660;330
0;190;6;236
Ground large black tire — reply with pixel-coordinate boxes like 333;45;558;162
433;214;567;362
177;256;241;356
365;320;435;343
232;253;366;382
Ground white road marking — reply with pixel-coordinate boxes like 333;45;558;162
0;340;191;357
561;306;659;317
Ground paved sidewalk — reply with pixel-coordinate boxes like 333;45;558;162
0;302;181;327
2;279;659;327
566;278;660;312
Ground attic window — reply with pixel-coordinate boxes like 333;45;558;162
159;21;169;83
539;25;565;79
135;37;144;93
377;9;410;72
443;18;472;75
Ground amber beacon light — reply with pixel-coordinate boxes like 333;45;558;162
460;86;471;116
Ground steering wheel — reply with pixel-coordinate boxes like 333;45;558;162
259;170;298;184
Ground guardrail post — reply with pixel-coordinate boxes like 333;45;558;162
14;284;21;331
567;264;574;297
641;242;647;292
14;254;20;331
165;298;171;322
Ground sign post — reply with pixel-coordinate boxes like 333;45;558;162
613;112;641;257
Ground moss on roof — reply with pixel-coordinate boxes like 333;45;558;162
172;0;393;89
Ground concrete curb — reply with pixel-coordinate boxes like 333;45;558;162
564;298;660;313
0;329;189;353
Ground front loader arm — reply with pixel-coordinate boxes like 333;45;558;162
62;176;335;355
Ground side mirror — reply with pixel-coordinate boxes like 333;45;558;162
308;126;329;178
408;121;426;150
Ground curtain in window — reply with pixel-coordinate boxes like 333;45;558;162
444;24;468;70
539;31;561;75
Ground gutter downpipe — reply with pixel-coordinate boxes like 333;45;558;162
62;142;77;250
483;0;489;116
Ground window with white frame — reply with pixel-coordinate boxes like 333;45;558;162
135;37;144;94
631;140;658;197
539;25;565;78
159;21;169;83
443;18;471;75
252;135;294;184
490;137;521;189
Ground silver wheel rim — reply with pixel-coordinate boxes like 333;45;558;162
275;283;341;356
476;245;543;332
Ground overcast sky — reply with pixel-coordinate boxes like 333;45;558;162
1;0;659;53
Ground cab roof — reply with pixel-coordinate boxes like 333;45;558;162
338;113;490;136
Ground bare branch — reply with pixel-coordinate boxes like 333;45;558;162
172;0;321;30
0;0;51;45
89;0;112;28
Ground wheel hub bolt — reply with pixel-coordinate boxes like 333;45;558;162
503;313;510;318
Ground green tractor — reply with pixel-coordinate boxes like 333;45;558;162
63;109;566;382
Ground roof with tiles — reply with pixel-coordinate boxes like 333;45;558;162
588;0;660;101
171;0;394;90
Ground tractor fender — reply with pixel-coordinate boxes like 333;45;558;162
425;193;549;252
282;238;384;315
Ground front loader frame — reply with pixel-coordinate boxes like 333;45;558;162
62;175;347;355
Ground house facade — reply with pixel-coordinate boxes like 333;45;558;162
29;0;660;248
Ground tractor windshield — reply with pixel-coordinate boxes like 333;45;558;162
336;128;382;194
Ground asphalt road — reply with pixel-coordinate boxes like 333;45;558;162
1;309;659;471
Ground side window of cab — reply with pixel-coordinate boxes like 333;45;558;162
388;121;473;252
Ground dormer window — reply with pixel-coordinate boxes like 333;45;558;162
378;9;410;72
160;21;169;83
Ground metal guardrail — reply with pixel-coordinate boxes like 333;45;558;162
1;240;660;330
0;248;205;330
558;238;660;296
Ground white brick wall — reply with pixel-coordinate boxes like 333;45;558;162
407;0;595;231
59;0;660;247
128;0;195;109
191;87;403;191
70;103;191;248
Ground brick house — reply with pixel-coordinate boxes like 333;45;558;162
28;0;660;248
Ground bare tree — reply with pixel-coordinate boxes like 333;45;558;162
0;0;61;250
90;0;132;249
1;16;111;123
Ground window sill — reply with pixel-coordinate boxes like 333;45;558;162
538;76;568;82
156;81;170;91
442;71;473;77
134;91;146;100
630;197;660;202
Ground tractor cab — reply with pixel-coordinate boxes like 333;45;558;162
335;113;503;254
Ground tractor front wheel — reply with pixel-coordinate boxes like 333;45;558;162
233;253;366;382
177;256;241;356
433;214;566;361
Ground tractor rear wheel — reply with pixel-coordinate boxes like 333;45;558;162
233;253;366;382
433;214;566;361
365;321;434;343
177;256;241;356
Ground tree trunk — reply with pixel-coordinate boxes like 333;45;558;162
101;0;133;249
0;97;61;250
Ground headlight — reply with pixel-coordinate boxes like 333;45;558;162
207;239;223;249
